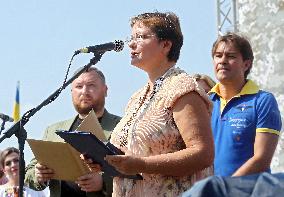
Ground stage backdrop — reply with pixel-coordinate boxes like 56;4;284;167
238;0;284;172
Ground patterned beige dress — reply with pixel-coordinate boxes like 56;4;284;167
110;67;213;197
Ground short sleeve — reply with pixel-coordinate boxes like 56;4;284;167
256;92;282;131
162;73;212;111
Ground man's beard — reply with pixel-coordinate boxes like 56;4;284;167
73;101;105;116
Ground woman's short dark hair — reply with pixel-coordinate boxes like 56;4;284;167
211;32;254;79
130;11;183;62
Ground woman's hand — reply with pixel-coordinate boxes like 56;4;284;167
80;154;102;172
105;155;144;175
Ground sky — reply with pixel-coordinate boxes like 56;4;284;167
0;1;217;163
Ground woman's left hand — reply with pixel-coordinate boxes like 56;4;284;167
105;155;144;175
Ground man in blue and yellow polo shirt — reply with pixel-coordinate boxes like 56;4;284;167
209;32;282;177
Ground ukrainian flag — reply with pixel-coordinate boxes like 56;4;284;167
13;81;20;122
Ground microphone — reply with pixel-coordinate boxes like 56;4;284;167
0;113;14;122
74;40;124;55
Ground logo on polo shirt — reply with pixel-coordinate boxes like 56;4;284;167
235;104;253;112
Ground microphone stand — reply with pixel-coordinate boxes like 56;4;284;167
0;119;7;136
0;53;103;197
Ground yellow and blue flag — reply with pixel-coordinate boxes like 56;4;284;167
13;81;20;122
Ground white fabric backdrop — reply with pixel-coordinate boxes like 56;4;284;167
238;0;284;172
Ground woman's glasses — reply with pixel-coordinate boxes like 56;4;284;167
125;34;156;44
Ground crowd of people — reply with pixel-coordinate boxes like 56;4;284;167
0;10;282;197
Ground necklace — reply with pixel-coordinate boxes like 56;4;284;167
119;67;175;147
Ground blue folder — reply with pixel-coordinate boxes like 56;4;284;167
56;130;143;180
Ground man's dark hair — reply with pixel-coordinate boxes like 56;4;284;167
212;32;254;79
73;66;106;84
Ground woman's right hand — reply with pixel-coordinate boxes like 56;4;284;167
35;163;54;183
80;154;102;172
